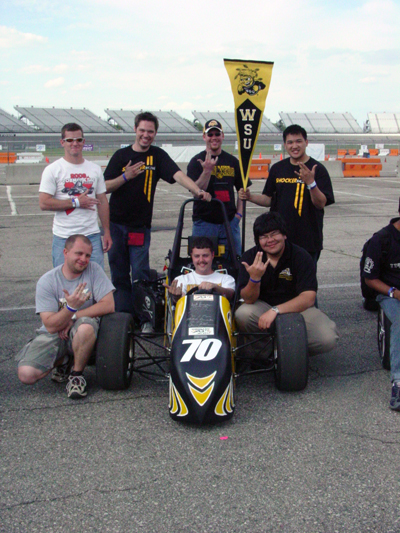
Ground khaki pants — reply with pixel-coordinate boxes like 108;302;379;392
235;301;338;356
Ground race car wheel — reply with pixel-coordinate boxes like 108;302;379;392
96;312;135;390
274;313;309;391
378;307;391;370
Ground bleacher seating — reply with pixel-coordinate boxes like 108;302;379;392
192;111;279;134
105;110;198;133
0;108;34;133
14;106;116;133
280;112;362;133
367;113;400;133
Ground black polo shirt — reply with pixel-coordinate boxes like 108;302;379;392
238;241;317;306
362;218;400;288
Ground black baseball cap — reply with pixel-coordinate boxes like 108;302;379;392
203;119;223;134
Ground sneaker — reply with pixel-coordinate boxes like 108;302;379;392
66;374;87;399
141;322;155;335
390;381;400;411
51;355;73;383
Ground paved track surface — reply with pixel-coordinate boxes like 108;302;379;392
1;171;400;532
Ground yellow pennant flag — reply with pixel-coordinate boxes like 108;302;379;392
224;59;274;190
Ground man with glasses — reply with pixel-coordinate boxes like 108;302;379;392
39;123;112;268
187;119;247;256
235;212;337;355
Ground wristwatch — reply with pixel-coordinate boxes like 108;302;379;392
271;306;280;315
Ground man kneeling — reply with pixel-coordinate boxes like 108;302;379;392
167;236;235;301
235;212;338;355
17;234;115;399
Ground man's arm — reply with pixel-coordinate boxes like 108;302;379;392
295;162;327;209
196;282;234;300
240;251;269;303
258;291;316;330
238;188;271;207
365;278;400;300
105;160;145;193
96;192;112;252
41;290;115;334
190;151;218;190
173;171;211;201
39;190;100;211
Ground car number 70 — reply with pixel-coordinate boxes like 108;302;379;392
180;338;222;362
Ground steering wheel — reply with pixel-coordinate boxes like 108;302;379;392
186;286;218;296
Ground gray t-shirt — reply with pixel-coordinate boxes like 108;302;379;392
36;262;115;332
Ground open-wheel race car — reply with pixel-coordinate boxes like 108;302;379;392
95;199;309;424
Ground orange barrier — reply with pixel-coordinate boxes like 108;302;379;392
369;149;379;156
337;149;347;159
390;149;399;156
348;149;357;156
342;158;382;177
0;152;17;164
248;158;271;180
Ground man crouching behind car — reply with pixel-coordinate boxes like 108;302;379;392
16;234;115;399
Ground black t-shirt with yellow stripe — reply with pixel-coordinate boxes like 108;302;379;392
104;145;179;228
263;157;335;252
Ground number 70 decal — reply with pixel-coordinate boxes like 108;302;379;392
180;339;222;362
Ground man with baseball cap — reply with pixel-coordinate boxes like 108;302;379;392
187;119;248;256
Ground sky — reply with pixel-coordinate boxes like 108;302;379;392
1;0;399;129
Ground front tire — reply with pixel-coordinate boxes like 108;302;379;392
274;313;309;391
96;313;135;390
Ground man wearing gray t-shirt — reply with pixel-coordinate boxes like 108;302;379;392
17;234;115;399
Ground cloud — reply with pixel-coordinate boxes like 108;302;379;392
21;64;50;74
72;82;92;91
44;77;64;88
0;25;47;48
53;64;69;73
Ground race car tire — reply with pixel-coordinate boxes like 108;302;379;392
274;313;309;391
96;312;135;390
378;307;391;370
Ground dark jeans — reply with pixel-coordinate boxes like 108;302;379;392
108;222;151;315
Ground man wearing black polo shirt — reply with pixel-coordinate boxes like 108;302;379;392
362;205;400;410
187;119;248;255
235;212;338;355
239;124;334;265
104;111;210;332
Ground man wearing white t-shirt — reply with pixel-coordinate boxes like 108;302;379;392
167;236;236;301
39;123;112;268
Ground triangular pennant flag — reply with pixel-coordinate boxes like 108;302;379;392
224;59;274;190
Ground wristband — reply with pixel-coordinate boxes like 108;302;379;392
236;213;243;218
388;287;396;298
122;173;128;182
307;181;317;190
71;198;76;208
66;304;78;313
250;278;261;284
74;197;80;208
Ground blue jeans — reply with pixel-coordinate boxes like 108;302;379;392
108;222;151;314
52;233;104;269
192;216;241;256
377;294;400;381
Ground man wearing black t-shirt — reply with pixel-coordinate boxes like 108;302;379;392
104;112;210;331
362;204;400;410
187;119;248;255
235;212;337;355
239;124;334;264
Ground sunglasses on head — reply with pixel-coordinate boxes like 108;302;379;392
206;131;221;137
63;137;84;143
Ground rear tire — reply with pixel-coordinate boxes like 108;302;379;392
378;307;391;370
96;313;134;390
274;313;309;391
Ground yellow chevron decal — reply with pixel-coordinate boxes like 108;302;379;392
215;386;229;416
188;382;214;406
215;380;234;416
169;379;189;416
186;371;216;390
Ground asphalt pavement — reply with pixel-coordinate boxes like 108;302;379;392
1;168;400;532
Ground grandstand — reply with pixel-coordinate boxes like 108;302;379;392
193;111;279;134
280;112;362;134
367;113;400;134
14;106;116;133
105;109;198;133
0;108;35;133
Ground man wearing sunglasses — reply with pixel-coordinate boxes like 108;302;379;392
39;123;112;269
187;119;248;256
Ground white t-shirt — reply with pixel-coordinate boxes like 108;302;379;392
174;270;236;295
39;158;106;238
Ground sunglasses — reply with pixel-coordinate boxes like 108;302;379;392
63;137;84;143
206;131;221;137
